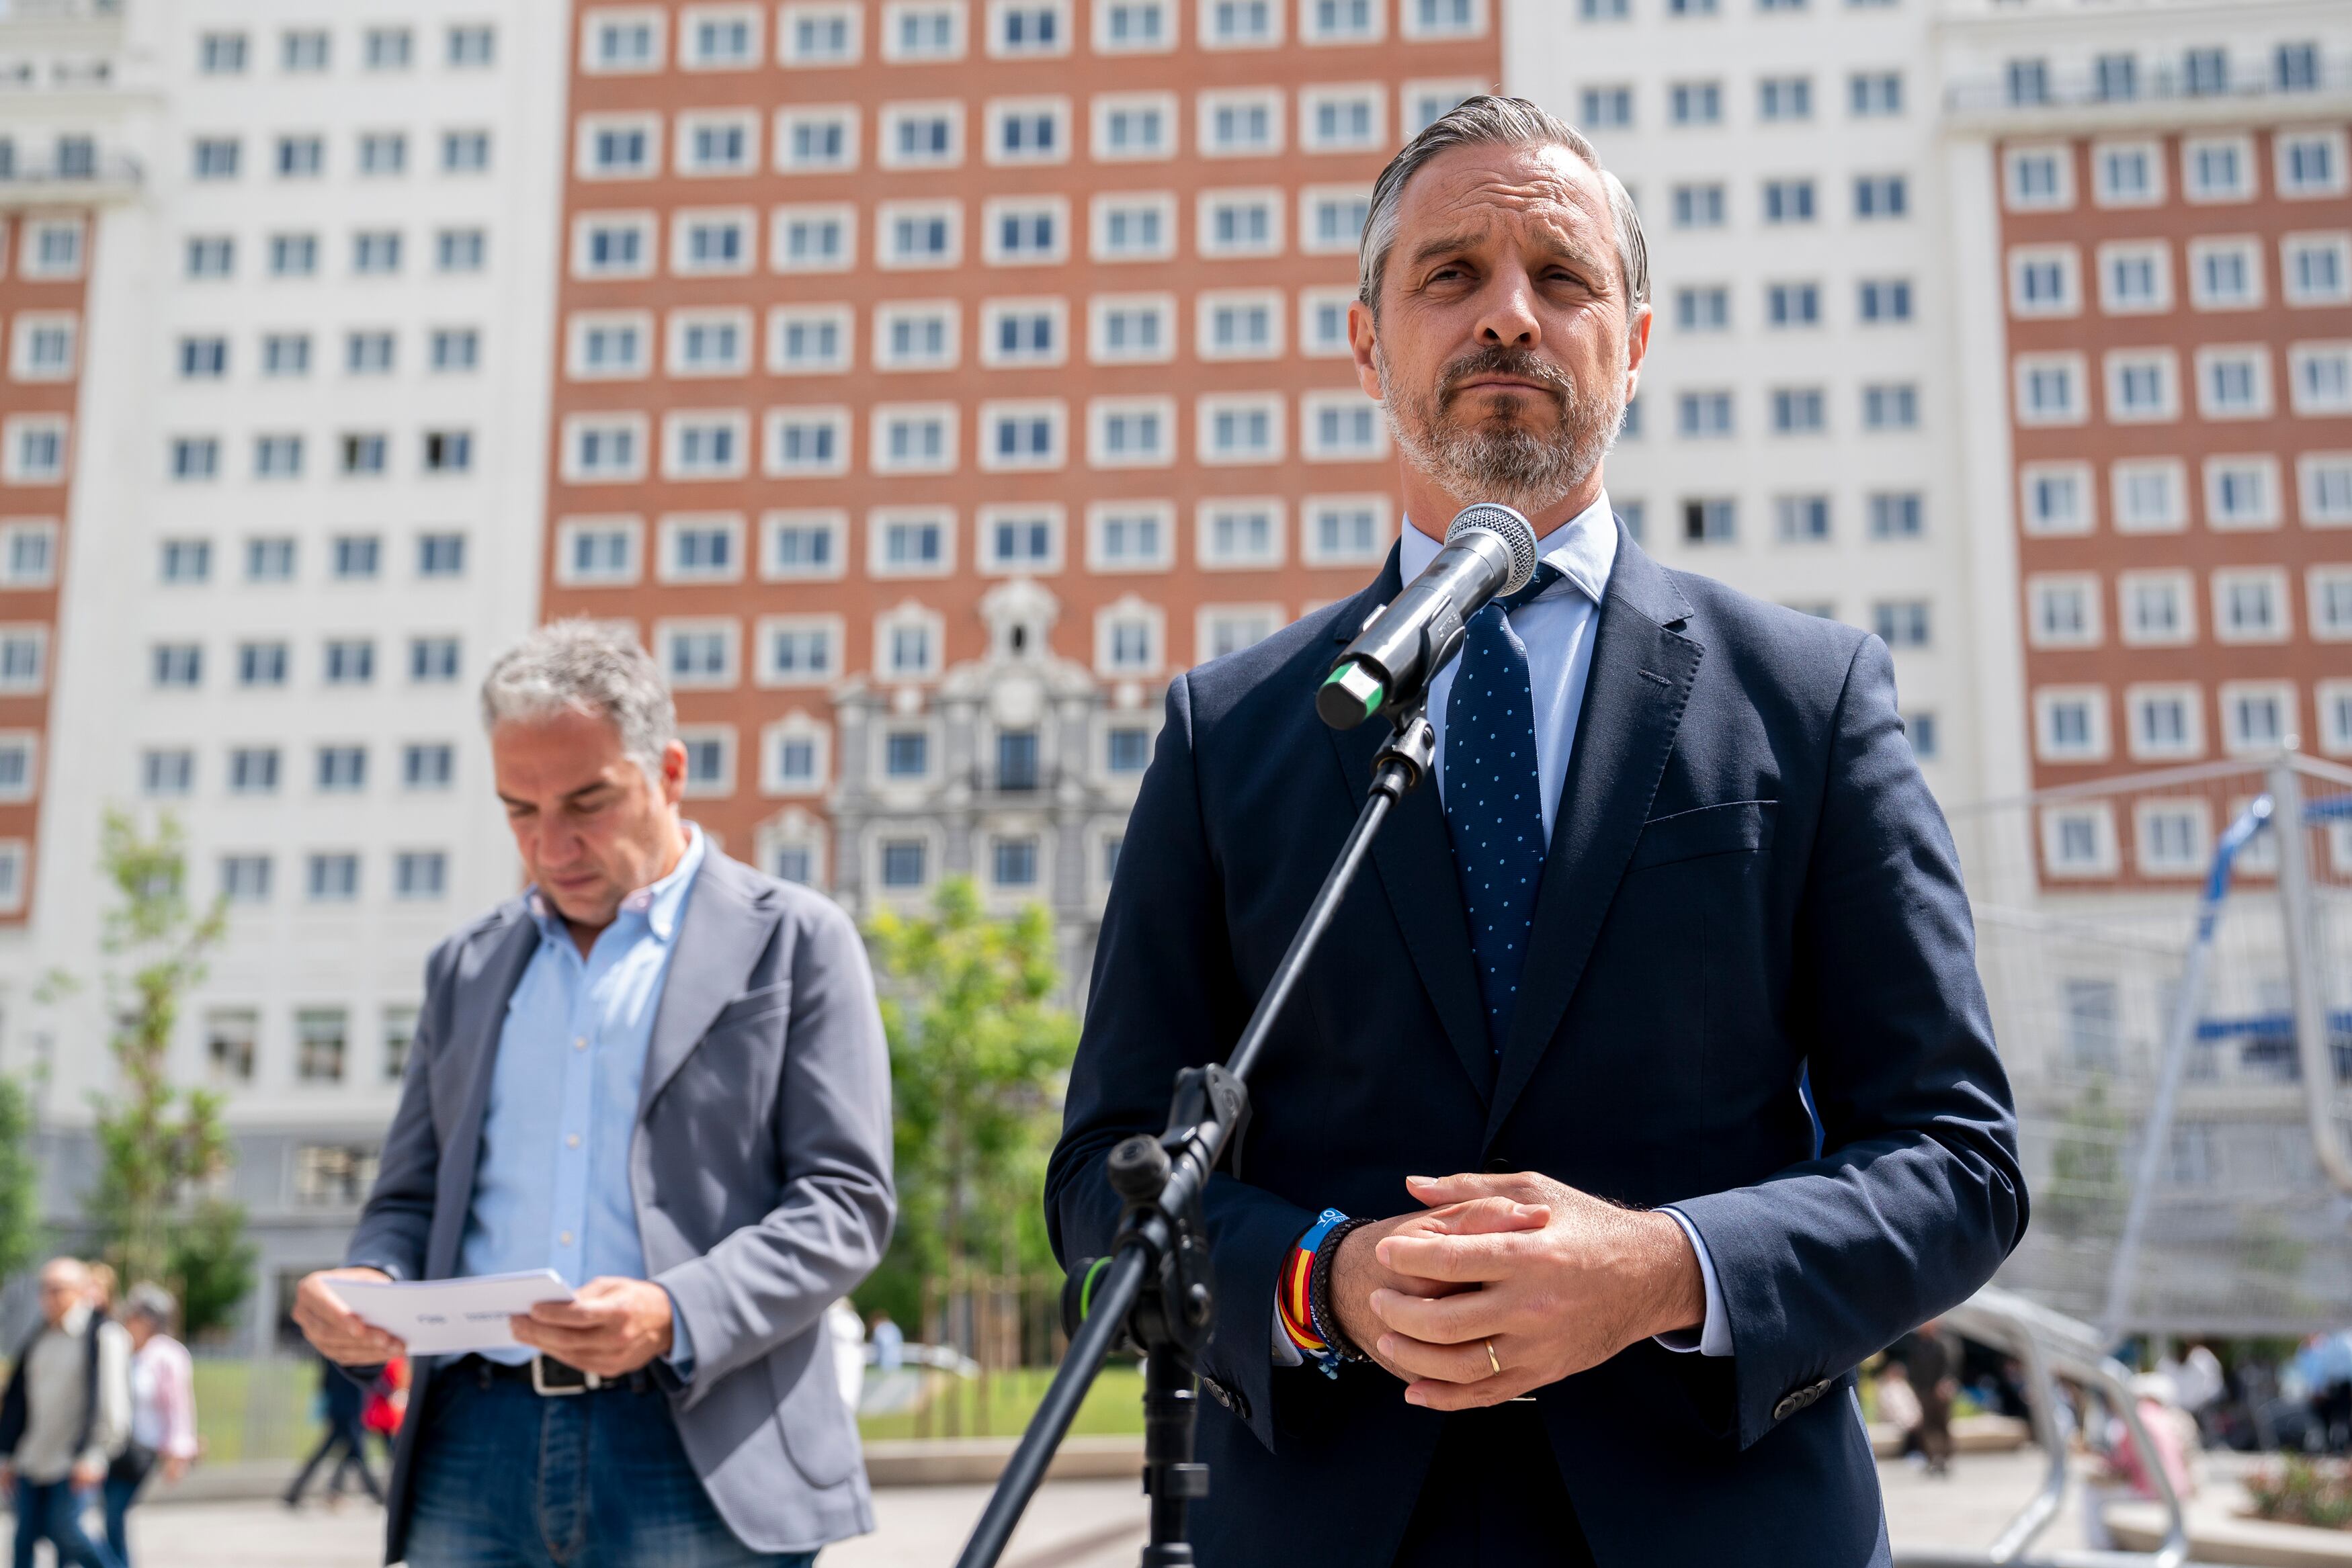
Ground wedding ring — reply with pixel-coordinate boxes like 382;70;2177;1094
1486;1338;1501;1375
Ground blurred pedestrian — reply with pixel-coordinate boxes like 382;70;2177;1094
1894;1319;1962;1477
1875;1360;1923;1458
0;1258;130;1568
102;1284;196;1567
282;1351;380;1510
868;1311;904;1374
82;1266;116;1319
827;1301;866;1409
289;621;894;1567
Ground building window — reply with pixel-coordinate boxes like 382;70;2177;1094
2283;235;2351;307
2003;148;2068;210
879;202;962;268
2289;343;2352;415
879;840;927;888
1761;179;1814;224
1774;496;1831;543
2206;459;2280;529
1198;500;1283;567
1677;392;1733;438
1089;503;1175;571
1861;384;1919;431
1770;388;1826;435
1681;498;1736;545
1092;195;1174;262
992;836;1040;887
1089;297;1174;365
1670;183;1726;230
1199;191;1282;257
205;1010;257;1082
872;406;957;475
1202;0;1278;48
2035;689;2108;763
980;507;1062;572
680;730;734;797
2222;683;2294;754
305;854;360;905
2213;569;2287;643
2128;686;2201;758
1857;278;1912;323
159;539;212;586
2183;136;2253;202
2302;456;2352;525
872;511;953;576
227;748;280;795
1198;396;1284;464
237;641;288;688
394;851;448;900
1097;605;1161;674
883;731;930;778
759;617;839;684
295;1010;349;1084
662;621;739;687
403;744;455;790
760;410;847;478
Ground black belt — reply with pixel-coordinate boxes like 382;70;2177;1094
452;1354;653;1395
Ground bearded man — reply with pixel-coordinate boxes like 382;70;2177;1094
1048;97;2025;1568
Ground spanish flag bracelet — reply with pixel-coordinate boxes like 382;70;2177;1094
1280;1209;1372;1378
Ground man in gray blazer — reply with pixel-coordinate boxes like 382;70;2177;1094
290;621;895;1567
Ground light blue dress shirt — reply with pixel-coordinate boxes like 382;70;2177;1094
459;825;706;1370
1276;494;1732;1364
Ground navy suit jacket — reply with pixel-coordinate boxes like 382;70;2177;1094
1048;525;2027;1568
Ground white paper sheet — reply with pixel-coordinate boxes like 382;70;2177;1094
326;1270;576;1356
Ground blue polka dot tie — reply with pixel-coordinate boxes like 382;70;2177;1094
1443;564;1562;1056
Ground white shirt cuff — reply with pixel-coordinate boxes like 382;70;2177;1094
1271;1299;1302;1366
1653;1207;1733;1358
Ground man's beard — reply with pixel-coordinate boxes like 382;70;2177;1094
1376;341;1626;518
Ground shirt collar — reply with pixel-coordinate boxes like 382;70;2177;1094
1398;490;1618;609
528;822;706;947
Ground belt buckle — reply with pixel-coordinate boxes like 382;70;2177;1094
530;1355;601;1397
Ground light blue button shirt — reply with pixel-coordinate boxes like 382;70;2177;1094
459;825;706;1370
1276;494;1732;1363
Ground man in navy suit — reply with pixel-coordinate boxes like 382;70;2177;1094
1049;97;2025;1567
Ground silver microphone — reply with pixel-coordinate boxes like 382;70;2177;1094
1316;503;1541;730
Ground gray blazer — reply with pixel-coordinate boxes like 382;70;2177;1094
346;846;896;1561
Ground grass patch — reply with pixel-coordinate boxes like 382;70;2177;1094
857;1363;1146;1442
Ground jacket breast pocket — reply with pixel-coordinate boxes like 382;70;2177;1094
706;980;792;1033
1627;799;1776;873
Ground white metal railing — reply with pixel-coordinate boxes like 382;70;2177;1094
1894;1287;2193;1568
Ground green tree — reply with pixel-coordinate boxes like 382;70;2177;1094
77;810;246;1300
0;1074;43;1283
864;879;1078;1336
167;1199;258;1342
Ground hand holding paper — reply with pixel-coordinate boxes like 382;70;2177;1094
324;1270;577;1357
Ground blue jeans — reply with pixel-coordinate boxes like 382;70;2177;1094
405;1371;816;1568
100;1473;142;1568
11;1477;124;1568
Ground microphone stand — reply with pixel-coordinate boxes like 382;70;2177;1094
952;705;1439;1568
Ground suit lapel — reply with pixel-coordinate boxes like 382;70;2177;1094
1325;550;1497;1103
1485;527;1702;1144
425;911;538;1278
636;851;780;1119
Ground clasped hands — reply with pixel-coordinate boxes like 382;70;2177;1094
1327;1172;1706;1411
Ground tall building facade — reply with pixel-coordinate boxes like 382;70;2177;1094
0;0;569;1348
0;0;139;933
1939;0;2351;853
1506;0;1982;800
538;0;1501;976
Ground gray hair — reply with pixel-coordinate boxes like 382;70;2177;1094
479;619;677;779
1357;95;1650;320
124;1282;177;1327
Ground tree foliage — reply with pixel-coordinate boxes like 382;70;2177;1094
169;1199;259;1342
863;879;1078;1330
0;1074;42;1282
79;810;248;1304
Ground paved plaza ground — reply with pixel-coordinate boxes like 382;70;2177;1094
85;1448;2114;1567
